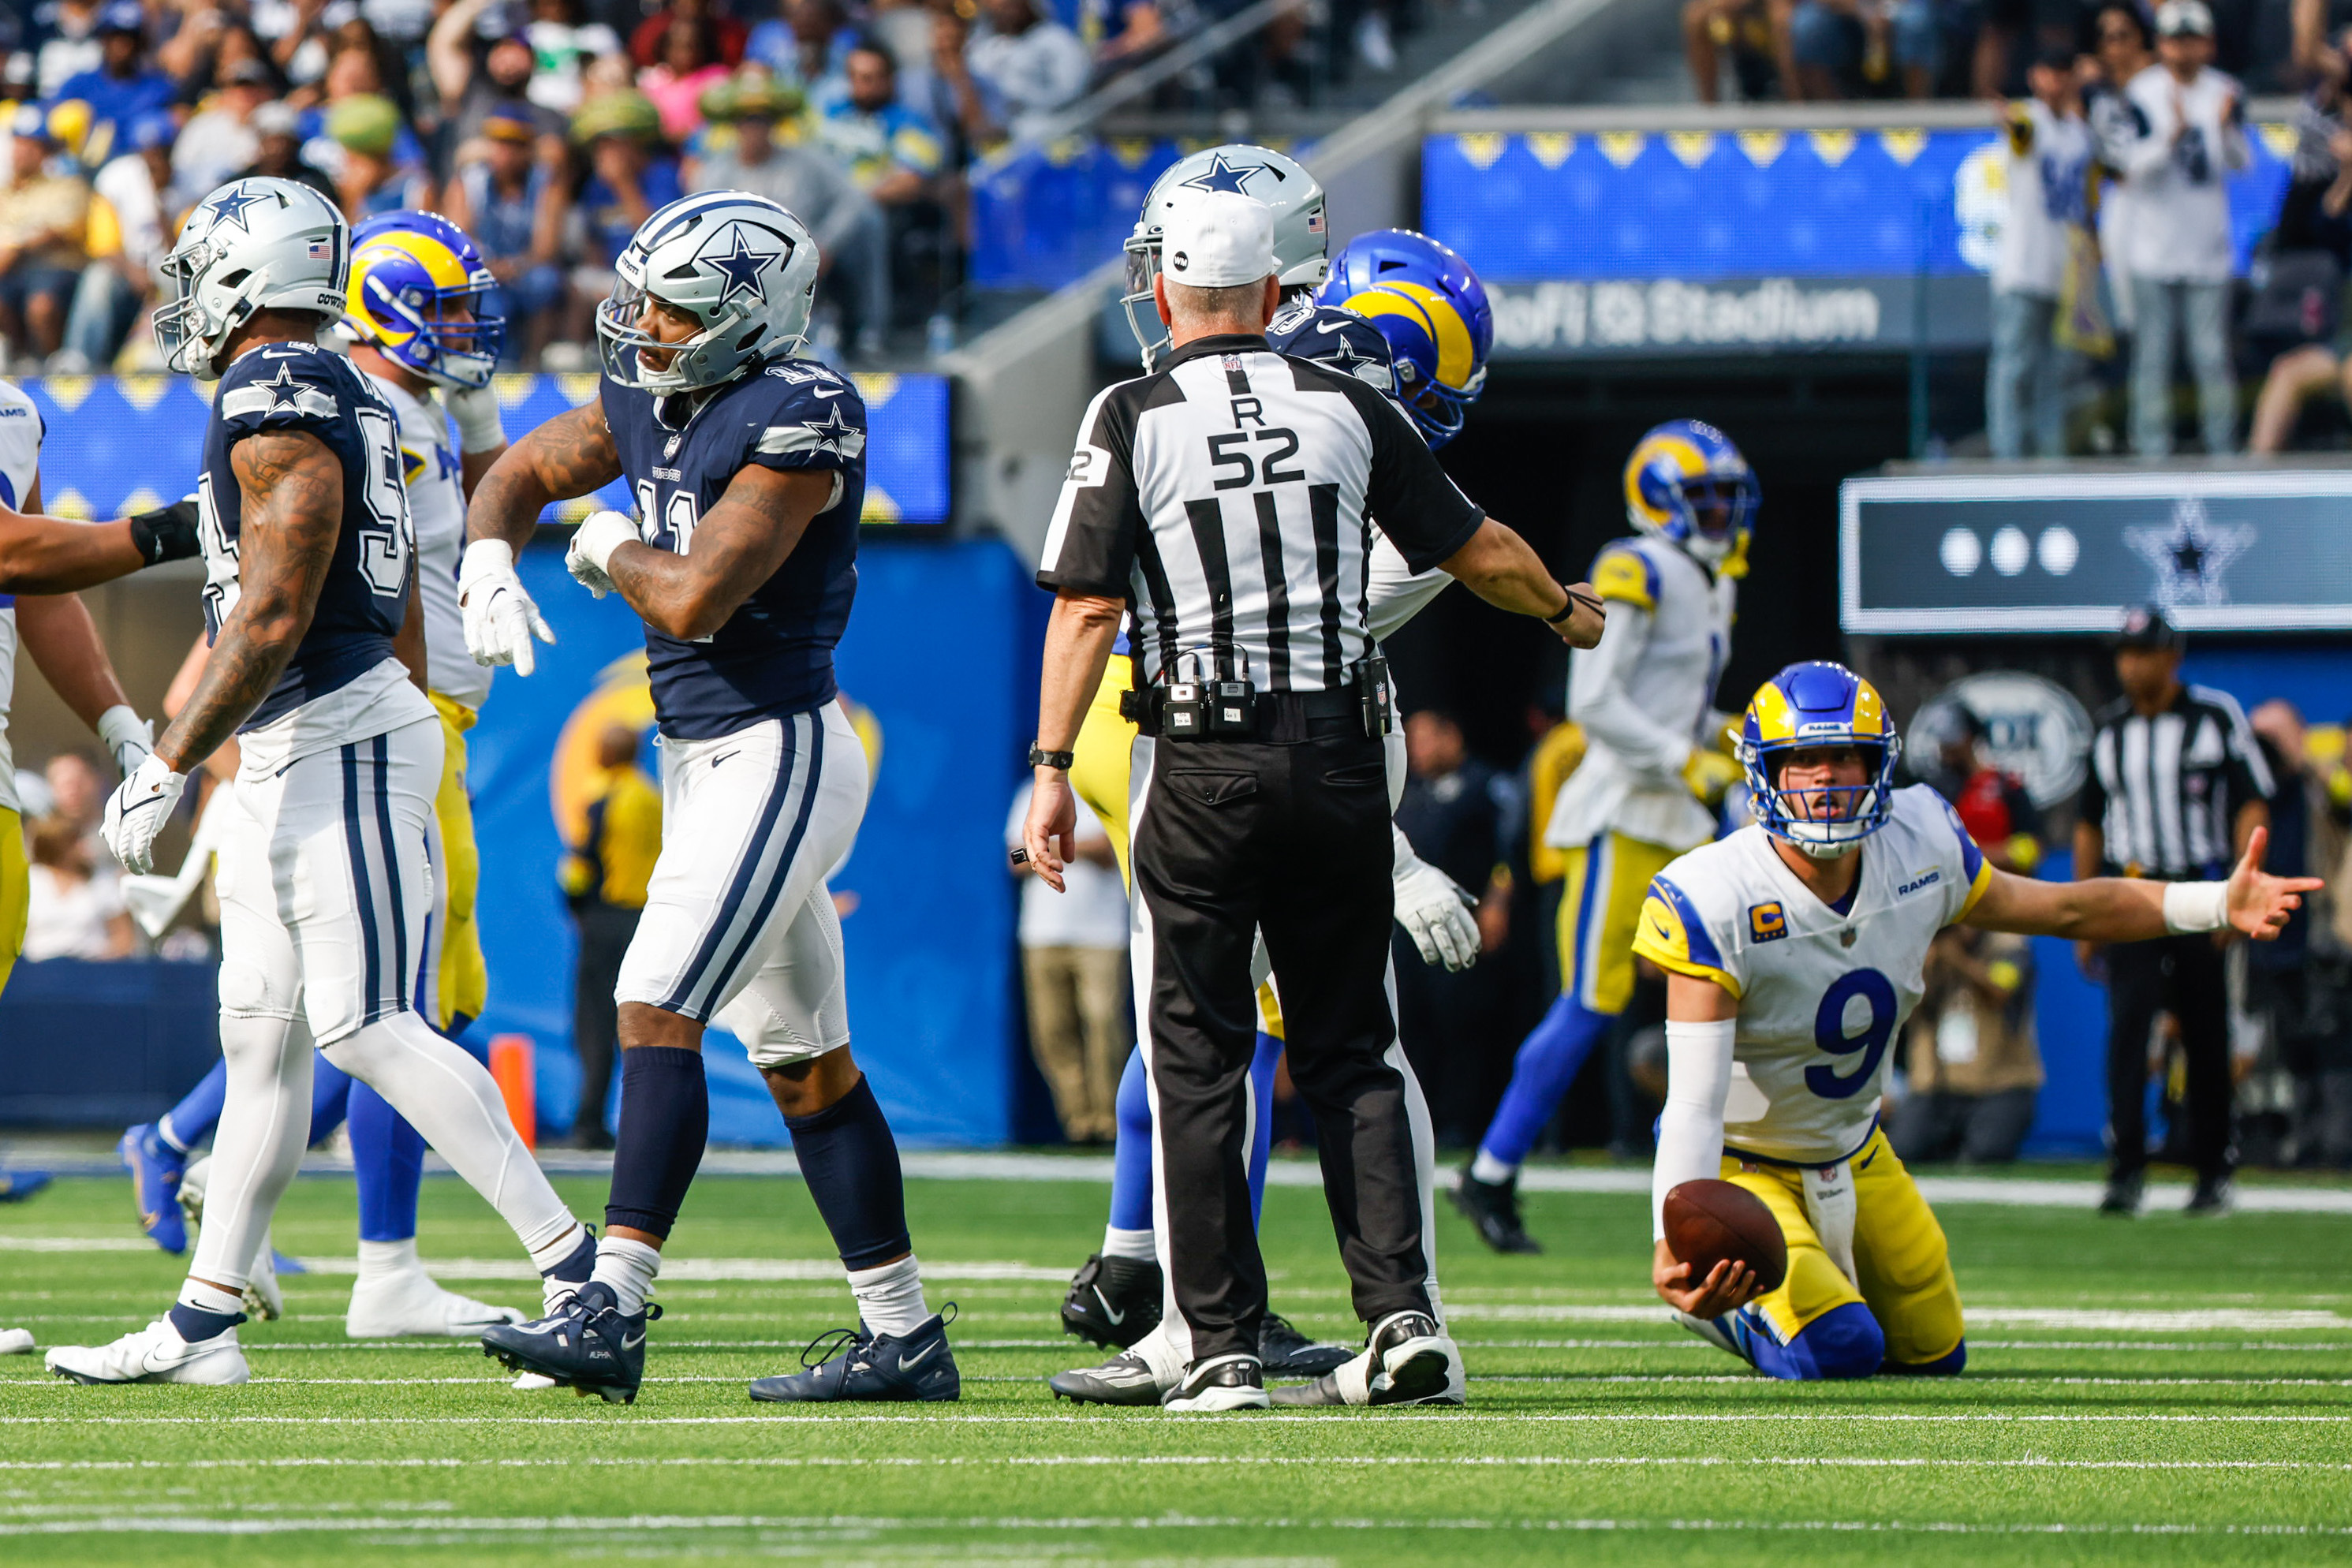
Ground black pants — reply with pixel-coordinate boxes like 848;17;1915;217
572;900;641;1137
1888;1086;2039;1166
1130;717;1432;1367
2104;933;2234;1181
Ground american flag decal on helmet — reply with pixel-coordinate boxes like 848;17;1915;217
308;240;331;259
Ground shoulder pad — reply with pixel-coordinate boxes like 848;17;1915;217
1270;305;1397;393
216;347;348;431
1590;543;1660;611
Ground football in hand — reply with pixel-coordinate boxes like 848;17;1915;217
1662;1178;1787;1294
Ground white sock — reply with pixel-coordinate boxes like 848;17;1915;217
590;1236;662;1316
1101;1226;1156;1261
356;1238;421;1284
1469;1150;1517;1186
176;1279;242;1318
526;1221;588;1277
846;1254;928;1339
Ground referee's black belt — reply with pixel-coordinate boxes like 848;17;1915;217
1125;685;1368;743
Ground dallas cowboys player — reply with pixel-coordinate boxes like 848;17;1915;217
47;178;593;1387
465;191;953;1406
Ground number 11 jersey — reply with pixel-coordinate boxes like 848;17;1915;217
1631;785;1995;1165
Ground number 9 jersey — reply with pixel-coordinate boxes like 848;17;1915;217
1630;784;1993;1165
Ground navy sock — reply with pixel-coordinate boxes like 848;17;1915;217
603;1045;707;1240
541;1226;596;1283
785;1074;910;1270
167;1303;241;1342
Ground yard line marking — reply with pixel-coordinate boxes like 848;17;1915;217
2;1456;2346;1473
5;1513;2352;1538
10;1370;2346;1390
2;1413;2346;1427
0;1338;1081;1353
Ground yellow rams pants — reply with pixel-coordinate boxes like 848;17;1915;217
1558;831;1681;1015
0;807;23;998
427;694;487;1032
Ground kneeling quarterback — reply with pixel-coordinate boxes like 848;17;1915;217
1637;661;2316;1379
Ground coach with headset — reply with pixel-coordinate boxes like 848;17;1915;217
1021;191;1606;1411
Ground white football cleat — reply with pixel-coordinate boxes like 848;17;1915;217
46;1318;248;1386
347;1269;526;1338
176;1154;209;1227
0;1327;34;1355
243;1237;284;1321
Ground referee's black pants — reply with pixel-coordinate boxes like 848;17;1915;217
1129;714;1433;1368
2104;933;2235;1182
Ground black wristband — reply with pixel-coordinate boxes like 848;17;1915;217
1029;743;1075;770
128;497;201;566
1546;584;1601;625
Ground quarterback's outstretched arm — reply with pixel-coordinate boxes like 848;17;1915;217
1963;827;2317;944
577;465;836;642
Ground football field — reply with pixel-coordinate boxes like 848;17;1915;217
2;1163;2349;1566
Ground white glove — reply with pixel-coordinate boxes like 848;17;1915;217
1391;826;1480;973
95;704;153;778
446;382;506;454
458;538;554;676
102;752;186;875
566;510;638;600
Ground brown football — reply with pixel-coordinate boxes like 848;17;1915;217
1662;1178;1787;1294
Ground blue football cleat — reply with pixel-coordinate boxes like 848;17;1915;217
118;1126;185;1254
749;1307;960;1403
0;1170;51;1204
480;1282;660;1405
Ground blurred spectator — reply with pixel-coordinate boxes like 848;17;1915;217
174;56;274;197
865;0;936;79
52;2;174;170
2085;0;2156;332
22;812;133;961
921;3;984;162
360;0;438;50
431;0;569;151
1785;0;1944;100
236;99;339;203
0;107;88;365
566;88;678;345
524;0;622;113
1890;927;2042;1165
822;39;945;206
1921;705;2044;872
628;0;745;69
33;0;106;99
749;0;857;91
256;0;349;91
1005;779;1129;1144
2247;53;2352;452
1988;47;2094;457
640;17;730;139
2293;0;2350;88
61;110;174;371
325;90;431;219
444;106;569;364
2119;0;2246;457
1682;0;1783;104
560;723;659;1150
2244;700;2352;1168
43;752;106;851
689;77;886;357
963;0;1089;143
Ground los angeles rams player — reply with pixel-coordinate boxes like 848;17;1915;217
50;178;592;1387
1458;420;1753;1254
465;191;954;1406
1637;661;2316;1378
1053;170;1504;1407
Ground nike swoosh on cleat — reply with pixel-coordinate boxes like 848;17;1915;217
898;1341;941;1370
1091;1289;1126;1325
622;1331;646;1351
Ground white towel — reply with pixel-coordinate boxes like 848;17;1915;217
1801;1159;1857;1288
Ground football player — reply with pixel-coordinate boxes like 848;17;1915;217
464;191;954;1406
1637;661;2316;1378
1457;420;1753;1253
49;178;593;1388
1052;154;1500;1407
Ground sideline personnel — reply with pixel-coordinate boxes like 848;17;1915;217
1021;191;1605;1411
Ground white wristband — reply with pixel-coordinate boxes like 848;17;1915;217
2163;880;2229;935
95;704;151;760
578;510;634;575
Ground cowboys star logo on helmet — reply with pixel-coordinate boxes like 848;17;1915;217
699;224;785;309
1122;144;1327;370
1178;153;1264;196
203;185;270;234
155;177;349;379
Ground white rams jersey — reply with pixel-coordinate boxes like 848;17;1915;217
1632;786;1993;1163
1546;533;1734;853
0;379;42;815
374;375;491;710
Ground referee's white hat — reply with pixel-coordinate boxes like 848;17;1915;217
1161;192;1275;288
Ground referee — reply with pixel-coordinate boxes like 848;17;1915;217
2076;607;2273;1217
1020;191;1605;1411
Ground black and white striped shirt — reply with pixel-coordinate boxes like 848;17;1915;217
2080;685;2273;880
1036;332;1484;693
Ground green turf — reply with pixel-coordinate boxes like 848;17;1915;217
2;1163;2348;1566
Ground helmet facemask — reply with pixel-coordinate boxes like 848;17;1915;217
1120;227;1171;372
1742;735;1903;860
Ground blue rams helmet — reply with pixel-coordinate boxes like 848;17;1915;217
344;211;504;390
1315;229;1489;446
1739;662;1904;860
1625;418;1757;575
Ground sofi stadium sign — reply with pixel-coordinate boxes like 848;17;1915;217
1491;278;1888;355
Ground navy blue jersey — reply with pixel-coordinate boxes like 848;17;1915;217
199;342;416;730
601;357;864;740
1266;298;1398;401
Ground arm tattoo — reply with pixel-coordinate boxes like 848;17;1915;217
607;465;831;642
156;431;342;772
467;403;622;551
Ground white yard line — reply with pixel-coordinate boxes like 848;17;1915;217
5;1373;2341;1389
2;1455;2346;1473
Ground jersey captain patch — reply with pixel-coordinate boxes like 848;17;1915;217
1749;901;1787;942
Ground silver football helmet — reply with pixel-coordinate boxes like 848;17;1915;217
1122;144;1327;371
154;177;349;380
597;191;819;393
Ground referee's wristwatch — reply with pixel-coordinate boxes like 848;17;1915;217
1029;742;1075;771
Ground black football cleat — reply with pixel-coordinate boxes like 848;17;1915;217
2184;1174;2234;1216
749;1308;960;1403
1047;1348;1164;1406
1059;1252;1162;1349
2098;1170;2144;1217
1259;1311;1351;1376
1451;1167;1541;1254
480;1282;659;1405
